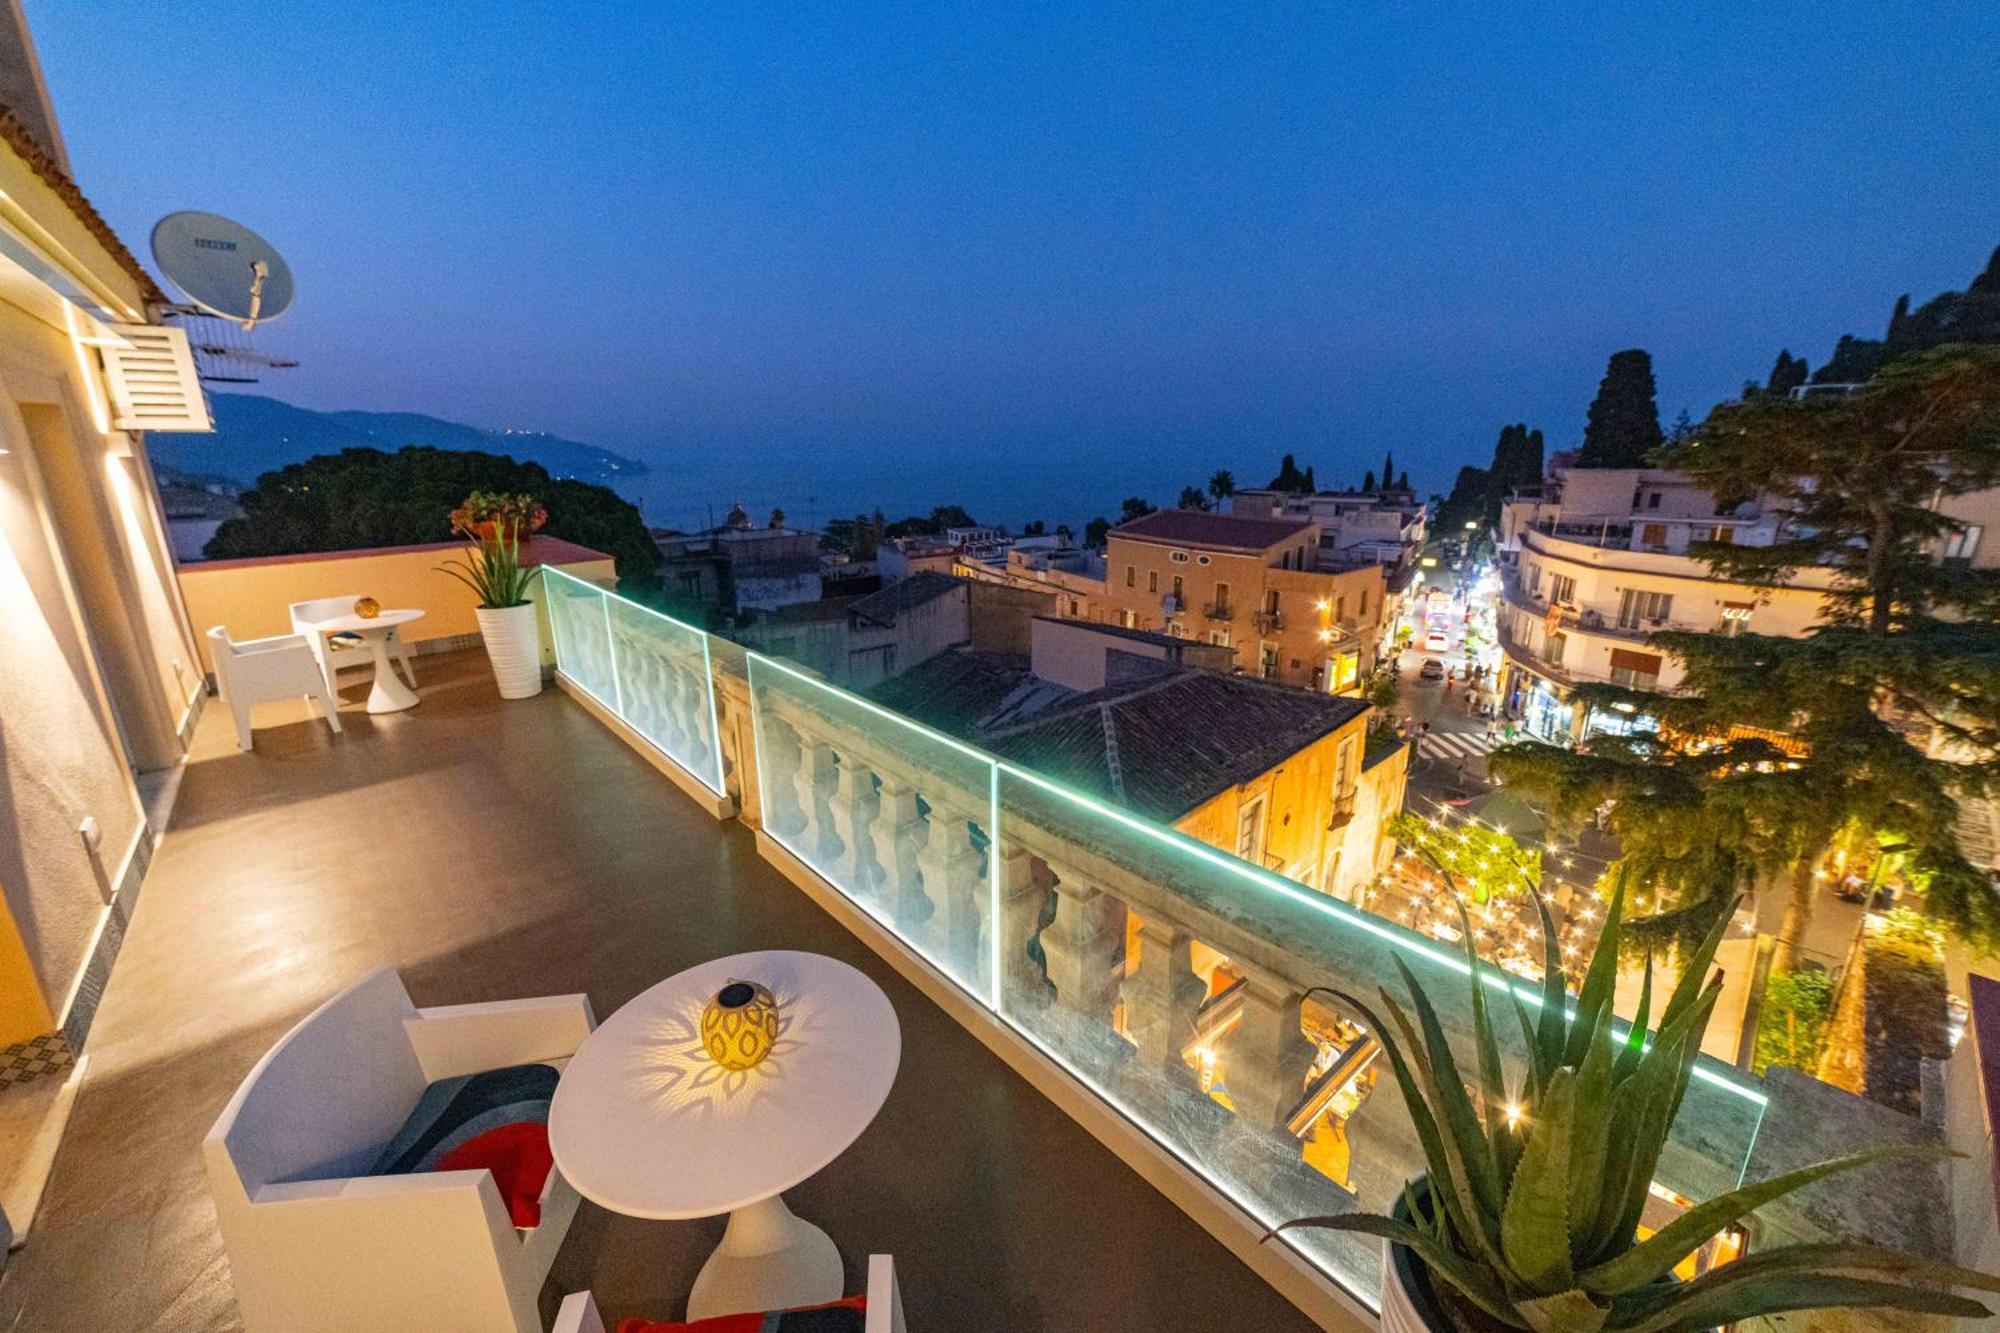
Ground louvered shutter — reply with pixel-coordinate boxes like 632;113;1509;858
99;324;212;432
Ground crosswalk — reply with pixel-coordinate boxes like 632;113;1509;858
1417;730;1500;762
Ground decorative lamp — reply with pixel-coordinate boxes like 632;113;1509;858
701;979;779;1071
354;596;381;619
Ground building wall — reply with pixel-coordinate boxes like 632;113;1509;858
1171;709;1402;904
965;581;1056;655
178;539;616;673
0;126;198;1046
1103;528;1386;690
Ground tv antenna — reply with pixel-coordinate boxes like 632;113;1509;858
149;210;299;383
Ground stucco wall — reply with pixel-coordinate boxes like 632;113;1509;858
178;539;616;673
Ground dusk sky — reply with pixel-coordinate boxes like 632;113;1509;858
30;3;2000;531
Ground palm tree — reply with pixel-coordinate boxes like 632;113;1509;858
1207;469;1236;502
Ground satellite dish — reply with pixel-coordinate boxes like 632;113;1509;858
150;211;294;329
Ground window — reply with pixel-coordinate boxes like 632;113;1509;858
1334;595;1346;622
1196;554;1211;565
1170;550;1191;564
1333;737;1356;802
1148;571;1159;593
1214;581;1231;613
1641;523;1667;548
1944;524;1985;567
1609;648;1663;689
1646;492;1663;510
1711;526;1733;545
1172;574;1184;600
1125;565;1135;587
1208;629;1229;646
1550;573;1576;606
1617;588;1672;629
1236;796;1267;861
1119;609;1137;628
1546;630;1567;663
1260;641;1280;678
1718;602;1754;636
1263;589;1280;615
1068;597;1081;616
1359;589;1369;617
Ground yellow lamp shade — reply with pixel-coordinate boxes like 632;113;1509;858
354;596;381;619
701;980;778;1070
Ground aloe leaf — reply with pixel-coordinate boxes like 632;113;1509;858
1612;950;1653;1083
1564;989;1618;1263
1380;987;1510;1269
1655;894;1737;1030
1270;1212;1523;1326
1577;1144;1952;1296
1393;955;1507;1221
1611;1238;2000;1321
1515;1287;1608;1333
1616;1274;1990;1333
1605;983;1720;1258
1502;1069;1577;1291
1346;985;1502;1267
1454;899;1517;1183
1563;878;1627;1068
1582;1073;1649;1262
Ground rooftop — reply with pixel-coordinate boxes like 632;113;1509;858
871;650;1370;821
0;650;1312;1333
1112;509;1315;552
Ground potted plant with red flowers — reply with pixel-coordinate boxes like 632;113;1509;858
439;491;546;699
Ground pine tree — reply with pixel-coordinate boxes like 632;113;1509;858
1767;349;1809;396
1577;349;1665;468
1501;346;2000;962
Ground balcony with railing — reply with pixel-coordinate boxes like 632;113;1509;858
5;563;1958;1332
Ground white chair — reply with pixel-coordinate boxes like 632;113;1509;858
290;596;417;698
553;1255;907;1333
208;626;343;752
203;967;595;1333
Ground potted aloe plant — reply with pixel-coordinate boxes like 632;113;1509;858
439;491;546;700
1274;869;2000;1333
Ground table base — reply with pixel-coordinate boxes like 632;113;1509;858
364;637;420;713
686;1192;842;1320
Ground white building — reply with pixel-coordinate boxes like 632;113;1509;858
1494;466;1840;742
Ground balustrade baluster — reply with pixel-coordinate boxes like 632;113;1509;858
1227;968;1316;1137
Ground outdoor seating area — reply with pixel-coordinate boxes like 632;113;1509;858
0;648;1314;1333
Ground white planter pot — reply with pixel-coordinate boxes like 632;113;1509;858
1381;1236;1437;1333
475;603;543;699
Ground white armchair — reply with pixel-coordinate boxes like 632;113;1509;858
291;596;417;697
204;967;595;1333
208;625;343;752
553;1254;907;1333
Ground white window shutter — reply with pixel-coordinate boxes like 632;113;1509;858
100;324;212;433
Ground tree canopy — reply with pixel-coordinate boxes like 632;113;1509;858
1576;348;1664;468
205;446;660;586
1207;469;1235;501
1177;485;1211;511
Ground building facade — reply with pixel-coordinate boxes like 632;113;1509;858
1099;510;1385;693
0;32;210;1065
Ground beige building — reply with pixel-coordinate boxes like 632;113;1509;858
0;40;210;1061
1100;509;1385;694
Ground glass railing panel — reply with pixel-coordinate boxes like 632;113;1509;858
604;596;724;795
990;761;1765;1310
747;652;999;1004
541;567;617;706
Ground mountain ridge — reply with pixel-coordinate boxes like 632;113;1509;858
147;393;646;492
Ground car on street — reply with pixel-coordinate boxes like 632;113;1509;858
1419;658;1445;681
1424;630;1449;652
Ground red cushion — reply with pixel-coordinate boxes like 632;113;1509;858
433;1121;553;1228
616;1294;865;1333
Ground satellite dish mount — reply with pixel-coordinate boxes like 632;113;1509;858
149;210;298;381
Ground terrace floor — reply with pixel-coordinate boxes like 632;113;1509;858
0;650;1318;1333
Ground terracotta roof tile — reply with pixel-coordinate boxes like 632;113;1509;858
1111;509;1314;552
0;100;163;305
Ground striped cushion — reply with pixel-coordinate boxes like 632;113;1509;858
370;1062;558;1228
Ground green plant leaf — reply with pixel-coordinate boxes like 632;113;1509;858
1268;1212;1523;1327
1454;899;1517;1184
1380;986;1510;1269
1612;951;1653;1083
1394;956;1506;1222
1616;1273;1990;1333
1577;1144;1953;1296
1515;1287;1608;1333
1611;1238;2000;1325
1563;878;1627;1068
1502;1069;1577;1291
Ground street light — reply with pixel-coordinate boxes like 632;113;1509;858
1465;521;1478;531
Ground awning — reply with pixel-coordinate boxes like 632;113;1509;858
1609;648;1663;674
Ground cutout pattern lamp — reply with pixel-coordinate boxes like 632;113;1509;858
701;980;778;1070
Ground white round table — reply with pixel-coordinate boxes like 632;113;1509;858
549;950;901;1320
314;608;424;713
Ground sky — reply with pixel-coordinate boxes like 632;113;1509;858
28;3;2000;532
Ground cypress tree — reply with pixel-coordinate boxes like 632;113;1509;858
1380;450;1395;491
1577;348;1665;468
1362;469;1377;491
